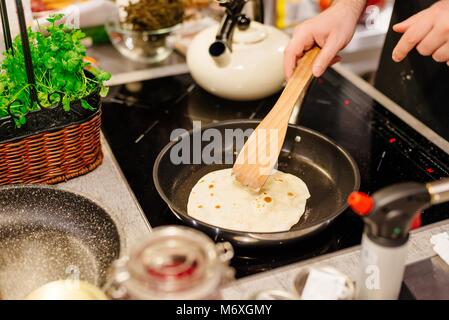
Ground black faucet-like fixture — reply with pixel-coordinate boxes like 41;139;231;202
0;0;13;53
209;0;264;58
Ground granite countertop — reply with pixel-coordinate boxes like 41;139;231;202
88;45;188;86
221;220;449;299
57;135;151;254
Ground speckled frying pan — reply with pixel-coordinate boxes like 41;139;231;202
0;185;122;300
154;120;360;247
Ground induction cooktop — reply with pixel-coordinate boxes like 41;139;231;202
101;68;449;278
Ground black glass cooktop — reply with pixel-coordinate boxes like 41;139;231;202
101;69;449;278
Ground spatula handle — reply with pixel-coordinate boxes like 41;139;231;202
232;47;321;190
277;46;321;114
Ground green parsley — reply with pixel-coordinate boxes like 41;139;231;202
0;14;111;127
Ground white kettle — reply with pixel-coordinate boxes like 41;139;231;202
187;0;290;101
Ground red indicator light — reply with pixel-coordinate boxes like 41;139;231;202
410;212;422;230
348;192;374;216
426;168;434;173
389;138;396;143
343;99;350;106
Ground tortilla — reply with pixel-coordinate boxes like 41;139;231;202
187;168;310;232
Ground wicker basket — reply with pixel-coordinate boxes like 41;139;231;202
0;3;103;186
0;97;103;186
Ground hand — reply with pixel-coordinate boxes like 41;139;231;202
284;0;365;79
392;0;449;66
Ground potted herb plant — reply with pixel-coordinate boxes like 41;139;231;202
0;14;111;185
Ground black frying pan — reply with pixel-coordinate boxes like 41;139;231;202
153;120;360;247
0;185;122;299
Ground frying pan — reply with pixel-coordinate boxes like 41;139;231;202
153;120;360;247
0;185;123;299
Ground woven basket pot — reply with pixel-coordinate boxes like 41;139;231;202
0;86;103;186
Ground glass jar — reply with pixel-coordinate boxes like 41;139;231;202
106;0;184;63
105;226;234;300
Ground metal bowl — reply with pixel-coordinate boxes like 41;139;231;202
0;185;123;299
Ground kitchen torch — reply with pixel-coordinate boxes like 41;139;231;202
348;178;449;300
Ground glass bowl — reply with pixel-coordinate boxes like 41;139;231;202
106;19;179;64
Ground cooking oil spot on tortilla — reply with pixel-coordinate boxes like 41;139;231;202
264;197;272;203
197;205;203;208
210;193;214;196
288;192;294;197
208;184;214;189
215;205;221;209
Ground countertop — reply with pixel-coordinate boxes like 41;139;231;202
221;220;449;299
57;135;151;254
88;45;188;87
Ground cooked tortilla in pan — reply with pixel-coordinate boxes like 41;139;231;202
187;168;310;232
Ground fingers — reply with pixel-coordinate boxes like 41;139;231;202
392;18;433;62
393;2;449;63
416;27;447;56
284;25;315;79
432;42;449;63
393;10;426;32
312;34;342;77
285;42;304;79
285;35;341;79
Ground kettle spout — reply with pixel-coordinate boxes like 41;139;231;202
209;40;232;67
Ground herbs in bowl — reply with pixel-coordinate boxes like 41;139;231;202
106;0;185;63
122;0;184;31
0;14;111;128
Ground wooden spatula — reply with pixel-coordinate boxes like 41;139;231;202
232;47;321;191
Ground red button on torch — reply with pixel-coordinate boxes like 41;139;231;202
348;192;374;216
410;212;422;230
